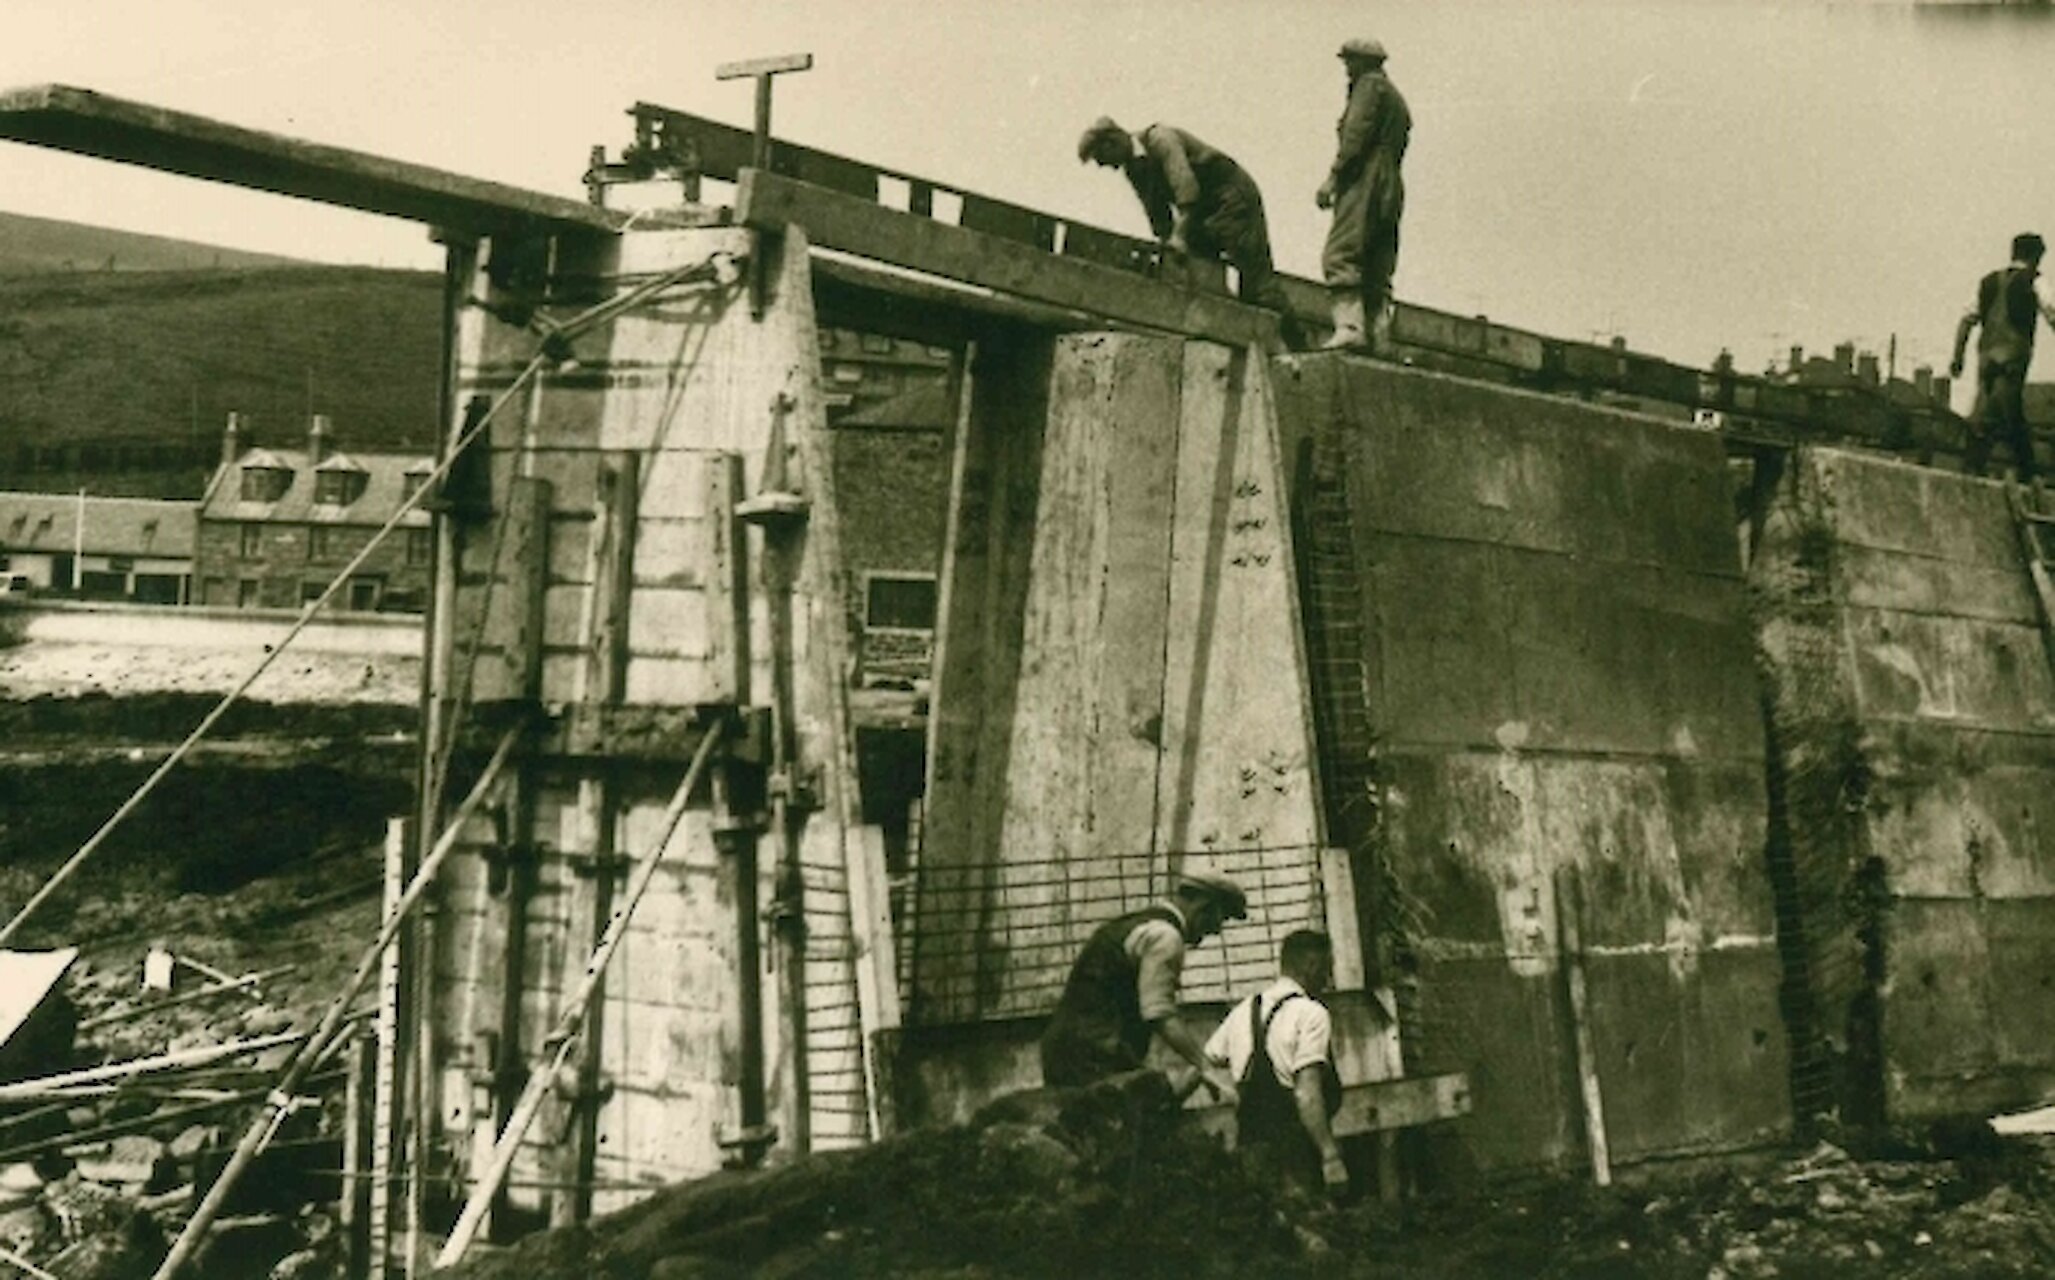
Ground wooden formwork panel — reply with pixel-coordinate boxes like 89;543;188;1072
917;335;1330;1022
429;220;882;1228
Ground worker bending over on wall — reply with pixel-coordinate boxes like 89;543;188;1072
1952;232;2055;483
1040;871;1247;1099
1206;930;1349;1197
1318;37;1411;352
1079;117;1305;348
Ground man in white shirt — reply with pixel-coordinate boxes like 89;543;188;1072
1206;930;1347;1195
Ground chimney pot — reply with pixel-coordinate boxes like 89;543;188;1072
221;412;244;470
308;414;332;465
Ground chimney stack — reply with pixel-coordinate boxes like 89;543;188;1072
221;412;244;469
1834;342;1856;375
308;413;332;465
1856;353;1880;386
1914;365;1935;399
1788;345;1804;378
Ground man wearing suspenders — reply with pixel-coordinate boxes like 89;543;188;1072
1206;930;1348;1196
1951;232;2055;482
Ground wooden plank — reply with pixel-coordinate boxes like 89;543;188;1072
587;454;640;705
714;53;814;79
0;83;621;234
504;477;553;701
702;453;748;703
1320;847;1366;992
1190;1071;1470;1140
1334;1072;1472;1137
738;170;1278;349
1555;865;1612;1187
847;825;900;1138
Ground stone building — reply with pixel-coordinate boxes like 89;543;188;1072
193;414;432;612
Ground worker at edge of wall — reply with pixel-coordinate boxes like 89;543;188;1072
1078;117;1309;351
1318;37;1411;354
1039;870;1247;1100
1205;929;1348;1198
1952;231;2055;484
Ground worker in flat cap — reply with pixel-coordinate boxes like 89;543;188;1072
1318;37;1412;351
1079;117;1305;348
1040;868;1249;1098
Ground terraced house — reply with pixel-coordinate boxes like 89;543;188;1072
193;413;432;612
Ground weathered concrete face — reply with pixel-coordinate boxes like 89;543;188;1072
1271;355;1788;1171
1752;447;2055;1122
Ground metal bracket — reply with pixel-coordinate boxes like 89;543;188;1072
717;1122;780;1168
766;764;821;814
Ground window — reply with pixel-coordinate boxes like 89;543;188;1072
300;581;326;606
313;469;366;506
347;577;383;612
307;526;335;561
864;574;938;631
239;523;265;559
240;466;291;502
237;579;261;609
404;528;431;566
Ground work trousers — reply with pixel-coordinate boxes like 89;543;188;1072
1321;161;1402;308
1967;359;2039;482
1189;177;1291;315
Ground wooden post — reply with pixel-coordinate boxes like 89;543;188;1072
1555;865;1611;1187
341;1033;371;1275
847;825;902;1139
704;453;748;703
368;819;406;1280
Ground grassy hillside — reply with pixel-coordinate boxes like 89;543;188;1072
0;265;442;497
0;209;307;274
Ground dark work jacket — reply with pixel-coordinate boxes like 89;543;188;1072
1040;905;1182;1087
1122;125;1260;242
1977;265;2042;370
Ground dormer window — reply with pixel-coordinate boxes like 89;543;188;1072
315;470;368;506
241;465;291;502
314;454;370;507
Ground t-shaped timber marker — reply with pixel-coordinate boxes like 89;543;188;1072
716;52;813;317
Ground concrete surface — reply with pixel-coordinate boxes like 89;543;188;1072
1270;354;1788;1172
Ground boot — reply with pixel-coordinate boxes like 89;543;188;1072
1366;298;1395;357
1320;291;1367;350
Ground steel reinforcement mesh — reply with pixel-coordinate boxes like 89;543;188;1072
904;841;1329;1025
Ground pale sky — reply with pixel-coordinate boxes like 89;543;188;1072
4;0;2054;403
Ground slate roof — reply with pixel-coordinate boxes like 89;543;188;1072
202;447;434;528
0;492;197;558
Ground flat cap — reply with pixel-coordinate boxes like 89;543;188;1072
1077;115;1126;161
1338;37;1388;61
1178;869;1249;920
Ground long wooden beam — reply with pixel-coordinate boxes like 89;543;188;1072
738;168;1279;349
0;83;622;235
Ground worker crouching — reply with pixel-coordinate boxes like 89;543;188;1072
1039;871;1247;1100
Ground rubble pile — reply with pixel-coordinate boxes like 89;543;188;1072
0;945;362;1280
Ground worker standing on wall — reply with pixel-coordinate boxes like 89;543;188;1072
1318;37;1411;352
1078;118;1306;349
1040;870;1247;1099
1206;930;1349;1197
1951;232;2055;483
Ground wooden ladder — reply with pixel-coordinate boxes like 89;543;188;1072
2006;480;2055;678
